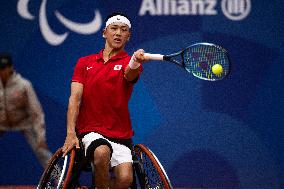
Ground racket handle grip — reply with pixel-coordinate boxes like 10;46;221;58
144;53;164;61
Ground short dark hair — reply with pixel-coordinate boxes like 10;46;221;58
105;12;131;23
0;53;13;69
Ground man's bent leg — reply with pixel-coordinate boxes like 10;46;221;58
22;126;52;167
111;162;133;189
93;145;111;189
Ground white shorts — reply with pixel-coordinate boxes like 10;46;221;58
81;132;133;167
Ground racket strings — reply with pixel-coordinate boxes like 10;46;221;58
183;45;229;80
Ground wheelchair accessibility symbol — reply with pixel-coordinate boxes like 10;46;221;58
17;0;102;46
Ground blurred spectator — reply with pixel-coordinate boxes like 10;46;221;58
0;53;52;167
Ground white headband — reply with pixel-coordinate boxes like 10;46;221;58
105;15;131;28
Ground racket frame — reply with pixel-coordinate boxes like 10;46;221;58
144;42;229;81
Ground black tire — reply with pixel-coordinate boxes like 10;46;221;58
37;148;76;189
134;144;173;189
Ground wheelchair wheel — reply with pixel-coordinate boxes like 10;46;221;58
134;144;173;189
37;148;76;189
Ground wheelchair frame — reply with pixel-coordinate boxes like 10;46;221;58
37;144;173;189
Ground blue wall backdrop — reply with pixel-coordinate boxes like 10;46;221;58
0;0;283;188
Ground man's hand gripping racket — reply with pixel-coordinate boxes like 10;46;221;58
130;43;230;81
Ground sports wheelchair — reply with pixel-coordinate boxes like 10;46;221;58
37;144;172;189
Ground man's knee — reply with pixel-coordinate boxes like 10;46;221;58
115;164;133;188
93;145;111;165
85;138;113;165
116;172;133;188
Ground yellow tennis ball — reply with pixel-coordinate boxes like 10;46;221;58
212;64;223;75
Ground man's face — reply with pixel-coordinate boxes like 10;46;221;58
103;22;131;49
0;66;13;81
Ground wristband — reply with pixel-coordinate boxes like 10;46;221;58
129;56;141;69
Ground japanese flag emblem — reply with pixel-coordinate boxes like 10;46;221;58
114;65;122;70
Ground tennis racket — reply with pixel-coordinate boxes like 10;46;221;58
133;42;230;81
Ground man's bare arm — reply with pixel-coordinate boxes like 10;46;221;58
124;49;148;81
62;82;83;156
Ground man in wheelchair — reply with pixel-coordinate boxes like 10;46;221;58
61;12;148;189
